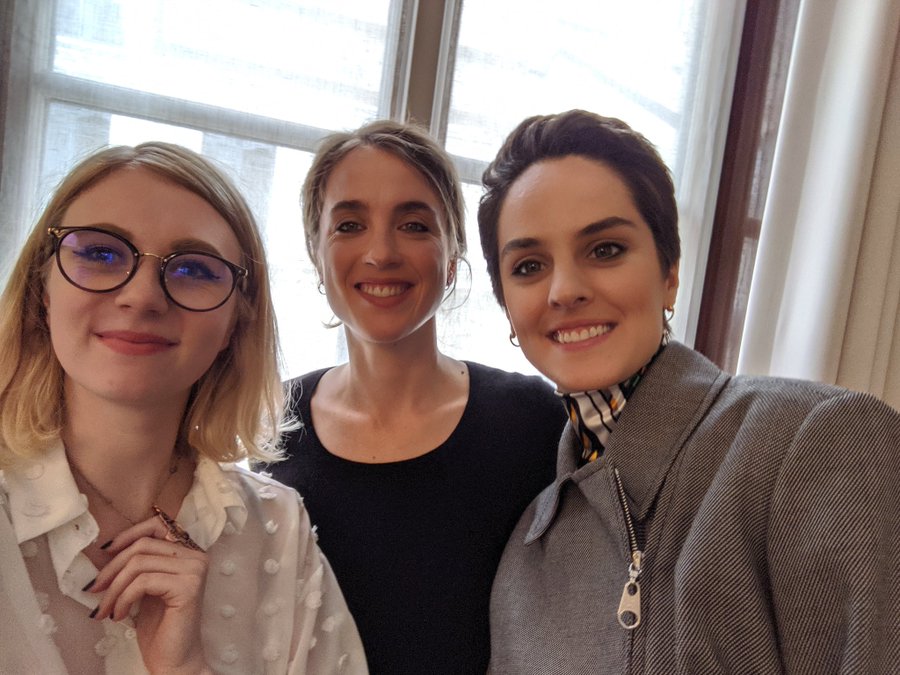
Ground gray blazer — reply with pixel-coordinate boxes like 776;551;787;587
490;342;900;674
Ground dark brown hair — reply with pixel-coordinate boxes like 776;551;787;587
478;109;680;306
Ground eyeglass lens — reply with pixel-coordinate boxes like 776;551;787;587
57;229;237;311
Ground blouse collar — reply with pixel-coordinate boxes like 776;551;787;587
2;443;248;585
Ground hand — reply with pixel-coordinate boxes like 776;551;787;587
88;515;211;674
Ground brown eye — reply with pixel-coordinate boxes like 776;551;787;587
400;221;429;233
511;259;544;276
592;242;624;260
335;221;363;233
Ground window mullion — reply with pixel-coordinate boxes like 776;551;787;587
427;0;463;143
380;0;418;120
1;0;52;251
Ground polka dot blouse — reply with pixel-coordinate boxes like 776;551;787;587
0;443;368;674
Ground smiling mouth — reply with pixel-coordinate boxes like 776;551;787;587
97;331;175;345
357;283;410;298
552;324;613;344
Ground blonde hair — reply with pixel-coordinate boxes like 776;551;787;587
0;142;287;467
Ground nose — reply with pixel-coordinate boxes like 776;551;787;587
548;261;592;309
363;226;402;268
113;255;169;313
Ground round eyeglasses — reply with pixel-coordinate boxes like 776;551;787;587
48;227;248;312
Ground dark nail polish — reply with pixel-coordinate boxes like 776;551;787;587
82;578;96;592
88;607;99;619
99;540;113;550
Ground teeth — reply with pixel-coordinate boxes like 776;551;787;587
553;324;612;344
360;283;406;298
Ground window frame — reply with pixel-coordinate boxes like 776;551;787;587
694;0;800;371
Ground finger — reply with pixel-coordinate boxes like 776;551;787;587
109;569;206;622
101;516;170;555
92;537;206;594
92;550;207;620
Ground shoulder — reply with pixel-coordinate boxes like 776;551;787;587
217;462;308;518
719;372;898;429
466;361;560;405
456;362;566;466
285;367;332;408
274;369;332;476
653;343;900;434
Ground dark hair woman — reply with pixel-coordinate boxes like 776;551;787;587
479;109;900;674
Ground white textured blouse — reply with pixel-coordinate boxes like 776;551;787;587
0;442;367;674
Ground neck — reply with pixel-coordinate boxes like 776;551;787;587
62;388;188;518
338;321;462;412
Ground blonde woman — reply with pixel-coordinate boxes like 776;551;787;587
0;142;366;674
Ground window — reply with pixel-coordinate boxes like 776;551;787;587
1;0;746;378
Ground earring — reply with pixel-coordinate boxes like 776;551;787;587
663;305;675;341
509;327;520;348
663;305;675;322
316;280;326;295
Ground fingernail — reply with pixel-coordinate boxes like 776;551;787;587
82;578;96;592
99;540;113;550
88;607;99;619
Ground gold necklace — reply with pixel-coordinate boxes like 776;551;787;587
68;452;180;527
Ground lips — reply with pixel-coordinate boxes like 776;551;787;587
551;323;613;344
96;330;177;355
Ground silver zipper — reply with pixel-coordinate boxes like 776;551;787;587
614;468;643;630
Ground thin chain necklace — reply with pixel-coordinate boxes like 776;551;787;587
68;451;180;527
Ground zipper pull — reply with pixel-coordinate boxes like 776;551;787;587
617;550;642;629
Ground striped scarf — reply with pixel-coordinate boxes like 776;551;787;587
559;337;668;464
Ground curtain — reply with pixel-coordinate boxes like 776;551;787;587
737;0;900;410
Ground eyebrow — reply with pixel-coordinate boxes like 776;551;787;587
500;216;635;259
394;200;438;218
328;199;365;214
72;223;227;257
169;238;225;256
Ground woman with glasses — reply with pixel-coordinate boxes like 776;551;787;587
266;120;566;674
0;142;366;674
478;110;900;673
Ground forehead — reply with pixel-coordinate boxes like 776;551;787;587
498;156;642;239
324;145;442;208
61;167;242;259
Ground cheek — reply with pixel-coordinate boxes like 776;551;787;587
502;285;542;330
211;304;240;353
319;242;351;280
43;278;80;336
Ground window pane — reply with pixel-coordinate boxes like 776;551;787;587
446;0;702;174
53;0;396;130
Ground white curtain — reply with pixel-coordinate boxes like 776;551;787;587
737;0;900;409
